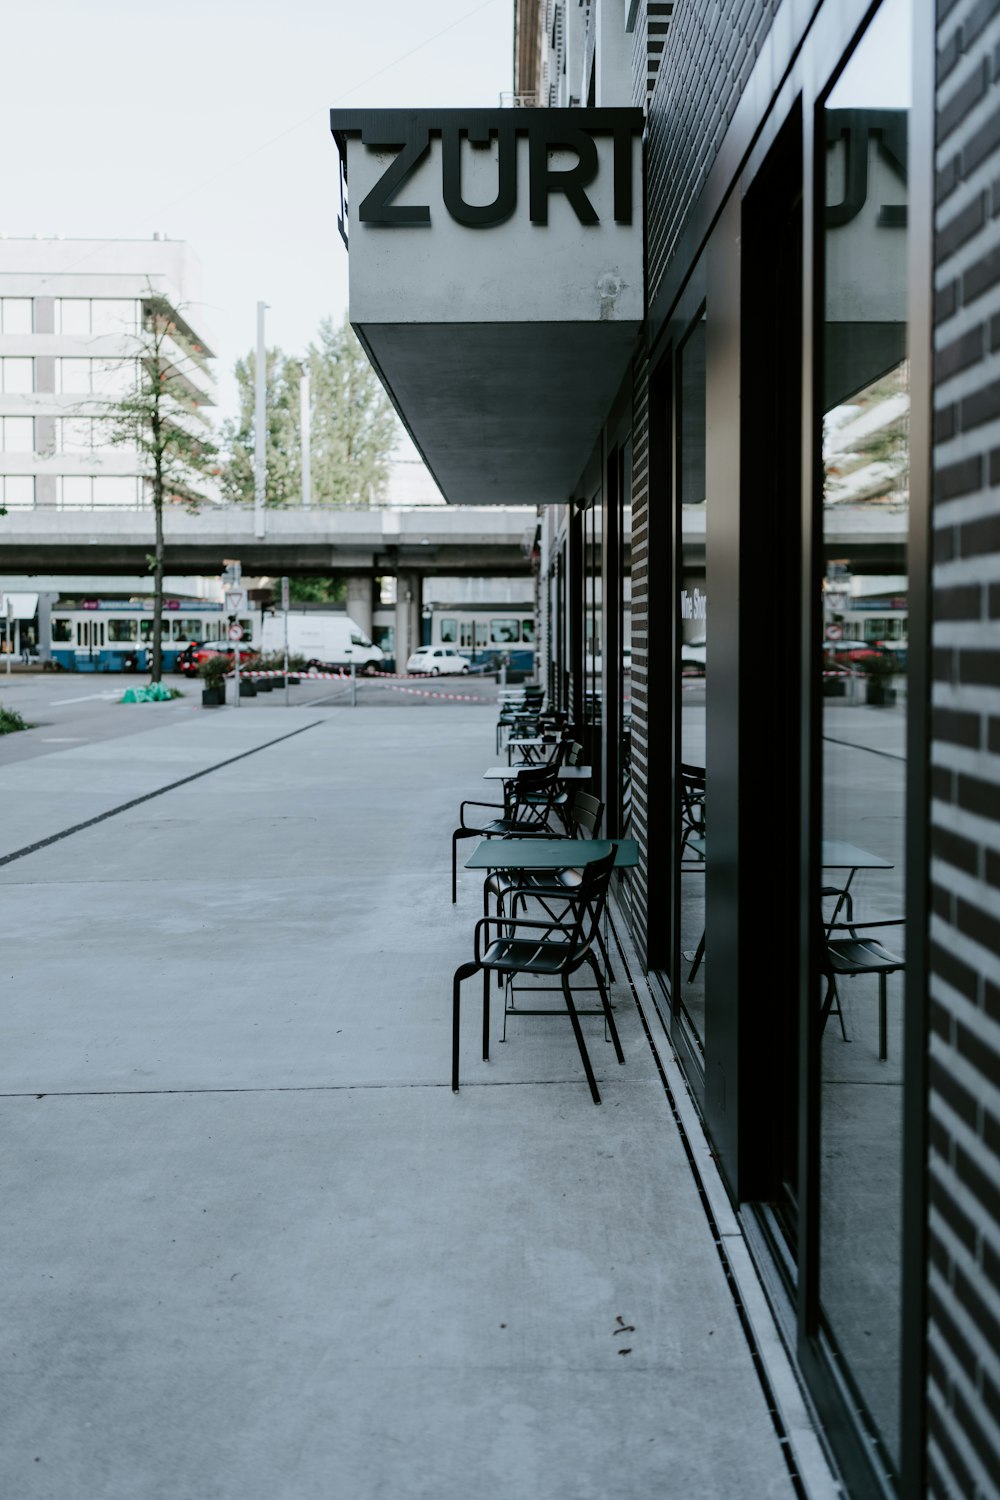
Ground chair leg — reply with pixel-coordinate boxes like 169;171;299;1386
595;921;615;984
453;961;480;1092
687;929;705;982
452;828;477;904
587;952;624;1065
562;973;601;1104
878;974;887;1061
483;966;491;1060
820;975;850;1043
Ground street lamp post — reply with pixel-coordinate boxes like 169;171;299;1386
254;301;268;540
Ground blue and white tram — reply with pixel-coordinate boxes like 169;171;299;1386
372;603;535;674
49;599;254;673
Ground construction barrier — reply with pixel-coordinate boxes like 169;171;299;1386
227;667;493;704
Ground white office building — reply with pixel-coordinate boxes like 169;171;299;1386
0;236;216;513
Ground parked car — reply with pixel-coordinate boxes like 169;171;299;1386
406;645;470;676
177;642;258;678
680;638;706;670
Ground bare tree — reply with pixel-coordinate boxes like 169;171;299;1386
101;292;218;682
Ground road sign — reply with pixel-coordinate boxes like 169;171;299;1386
825;624;844;641
225;589;246;616
228;624;243;641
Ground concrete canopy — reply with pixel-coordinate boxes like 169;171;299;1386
331;109;645;506
358;319;642;506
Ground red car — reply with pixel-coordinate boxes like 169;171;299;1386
177;642;258;678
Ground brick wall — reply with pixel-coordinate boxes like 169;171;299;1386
645;0;781;308
928;0;1000;1494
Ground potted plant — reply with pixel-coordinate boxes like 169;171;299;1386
864;651;897;706
199;654;228;706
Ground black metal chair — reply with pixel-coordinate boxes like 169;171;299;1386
496;688;544;754
452;847;623;1104
451;764;562;903
820;917;905;1060
484;790;616;983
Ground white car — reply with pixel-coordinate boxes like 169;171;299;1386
406;645;470;676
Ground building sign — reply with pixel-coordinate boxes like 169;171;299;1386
328;108;644;507
680;588;707;622
331;109;643;239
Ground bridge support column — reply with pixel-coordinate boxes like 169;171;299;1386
345;576;374;639
394;573;422;672
37;591;57;663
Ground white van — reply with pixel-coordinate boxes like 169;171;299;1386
259;613;384;672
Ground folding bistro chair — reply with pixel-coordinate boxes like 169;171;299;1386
450;764;562;903
452;847;622;1104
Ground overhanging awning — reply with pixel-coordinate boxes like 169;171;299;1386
330;109;644;505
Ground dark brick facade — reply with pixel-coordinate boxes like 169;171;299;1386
627;347;651;954
645;0;780;308
929;1;1000;1494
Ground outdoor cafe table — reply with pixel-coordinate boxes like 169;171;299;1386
483;765;593;781
820;839;893;923
465;838;639;872
505;736;548;764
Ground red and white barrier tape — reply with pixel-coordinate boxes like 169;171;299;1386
226;667;491;703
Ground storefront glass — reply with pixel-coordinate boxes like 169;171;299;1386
817;0;911;1467
677;314;707;1050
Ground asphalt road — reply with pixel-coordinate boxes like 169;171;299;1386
0;668;503;765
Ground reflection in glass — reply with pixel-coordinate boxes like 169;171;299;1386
621;440;633;837
819;0;910;1469
584;497;603;779
678;315;707;1048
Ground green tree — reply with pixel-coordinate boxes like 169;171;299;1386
288;577;347;604
100;297;218;683
219;313;399;508
218;348;302;507
308;314;400;506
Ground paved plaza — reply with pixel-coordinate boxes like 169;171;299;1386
1;700;834;1498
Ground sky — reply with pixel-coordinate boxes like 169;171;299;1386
2;0;513;447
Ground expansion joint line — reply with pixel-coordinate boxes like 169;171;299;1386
605;904;810;1500
0;720;327;870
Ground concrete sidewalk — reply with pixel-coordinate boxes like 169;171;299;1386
0;705;832;1499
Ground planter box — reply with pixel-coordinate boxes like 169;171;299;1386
823;678;848;698
239;679;257;697
201;686;225;707
865;683;896;706
288;675;300;685
255;679;273;692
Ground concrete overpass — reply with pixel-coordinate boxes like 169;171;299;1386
0;505;537;577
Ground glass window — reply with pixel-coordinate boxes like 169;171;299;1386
60;476;92;508
2;475;34;507
475;620;488;648
2;358;33;393
92;476;137;507
677;312;708;1052
172;619;202;642
92;359;134;395
1;417;34;451
520;618;535;644
139;619;171;641
2;299;33;334
60;418;94;452
491;618;519;643
817;0;910;1471
59;359;92;394
108;619;138;643
51;617;72;643
58;300;91;335
92;300;136;336
440;617;458;643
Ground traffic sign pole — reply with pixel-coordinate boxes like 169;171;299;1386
282;576;290;707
